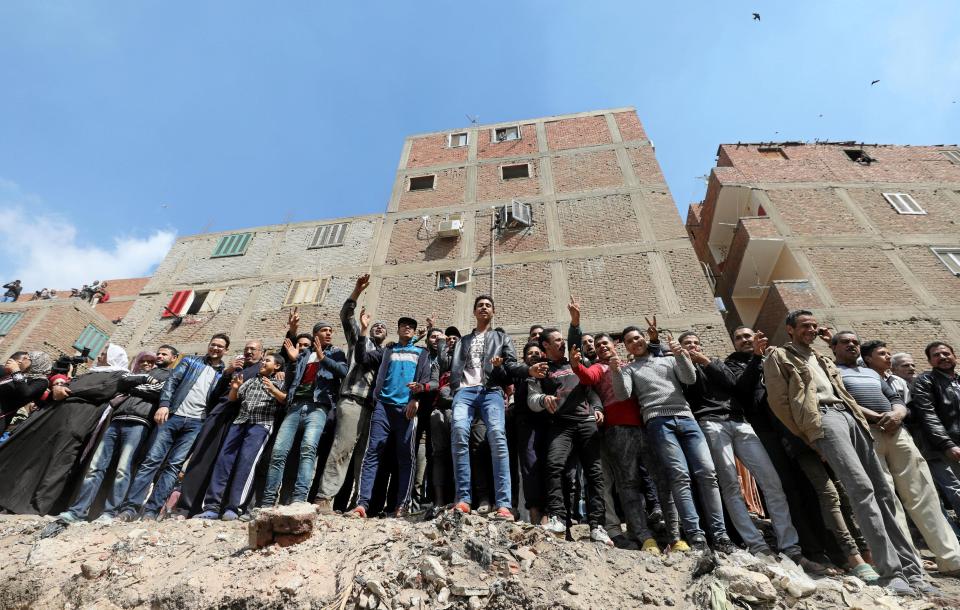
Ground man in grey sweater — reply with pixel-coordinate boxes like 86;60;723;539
611;325;733;553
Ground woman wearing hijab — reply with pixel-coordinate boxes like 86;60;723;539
0;351;51;436
0;344;129;515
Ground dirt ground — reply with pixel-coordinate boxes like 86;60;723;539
2;508;959;610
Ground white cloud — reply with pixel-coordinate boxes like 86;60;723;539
0;180;175;291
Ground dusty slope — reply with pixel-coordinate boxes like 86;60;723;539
1;509;957;610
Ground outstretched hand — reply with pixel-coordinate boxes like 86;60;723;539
567;295;581;326
644;315;659;343
287;307;300;334
752;331;769;356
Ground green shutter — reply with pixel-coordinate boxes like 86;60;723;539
74;324;110;357
0;312;23;336
212;232;252;258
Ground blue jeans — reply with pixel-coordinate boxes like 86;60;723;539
65;421;148;520
356;401;417;510
451;386;511;508
646;415;726;540
120;415;202;516
0;295;14;303
261;400;328;505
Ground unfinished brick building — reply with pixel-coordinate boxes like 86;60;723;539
687;142;960;357
111;108;727;356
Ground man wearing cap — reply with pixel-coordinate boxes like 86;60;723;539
347;311;432;518
314;274;388;513
260;314;348;507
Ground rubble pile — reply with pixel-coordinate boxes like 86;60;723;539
0;509;956;609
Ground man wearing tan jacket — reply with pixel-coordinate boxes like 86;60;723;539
763;310;929;597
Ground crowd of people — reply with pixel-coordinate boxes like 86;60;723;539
1;272;960;598
0;279;110;303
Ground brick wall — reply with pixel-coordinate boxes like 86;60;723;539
626;147;666;184
565;254;660;321
474;204;549;260
613;112;647;142
397;167;467;211
481;262;553;328
545;115;612;150
557;194;641;248
0;301;113;361
895;246;960;305
766;189;865;236
476;160;542;202
552;150;623;194
849;317;956;362
644;190;689;240
663;249;717;313
265;220;377;273
803;246;920;307
377;273;459;331
386;215;463;265
406;134;469;168
476;124;538;160
845;188;960;235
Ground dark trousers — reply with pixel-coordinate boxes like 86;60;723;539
518;414;549;510
545;417;605;528
203;423;271;514
357;401;416;511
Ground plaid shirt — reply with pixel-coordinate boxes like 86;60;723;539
233;376;283;428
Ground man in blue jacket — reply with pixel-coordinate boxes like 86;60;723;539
118;334;230;521
347;312;431;518
261;317;348;507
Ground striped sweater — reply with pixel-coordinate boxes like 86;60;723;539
610;353;697;423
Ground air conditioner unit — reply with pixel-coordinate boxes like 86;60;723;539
499;200;533;230
437;216;463;238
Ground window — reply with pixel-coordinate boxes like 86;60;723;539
493;126;520;142
758;147;787;159
408;175;435;191
448;132;468;148
941;150;960;165
882;192;925;215
211;233;252;258
186;289;226;315
436;269;471;290
932;248;960;277
844;149;875;165
500;163;530;180
0;312;23;336
284;278;329;306
74;324;110;358
309;223;348;249
496;200;533;230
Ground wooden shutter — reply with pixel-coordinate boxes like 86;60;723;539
74;324;110;357
197;289;226;313
309;223;347;249
212;233;252;257
0;312;23;336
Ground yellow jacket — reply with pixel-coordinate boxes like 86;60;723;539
762;342;871;446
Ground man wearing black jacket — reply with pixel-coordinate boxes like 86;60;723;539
913;342;960;478
528;329;611;545
679;331;804;562
58;345;178;524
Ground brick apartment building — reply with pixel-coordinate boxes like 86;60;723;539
0;277;150;361
110;107;728;357
686;142;960;357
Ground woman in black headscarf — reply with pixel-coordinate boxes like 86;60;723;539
0;351;51;436
0;345;128;515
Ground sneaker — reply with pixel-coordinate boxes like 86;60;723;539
238;512;253;523
194;510;219;520
314;497;333;515
56;511;80;525
221;510;239;521
345;506;367;519
641;538;662;556
92;514;114;525
542;515;565;535
689;535;709;552
116;512;138;523
590;526;614;547
452;502;471;515
850;562;881;583
712;536;736;554
490;507;515;521
141;512;159;522
909;579;940;596
476;503;491;515
881;576;917;597
670;539;691;553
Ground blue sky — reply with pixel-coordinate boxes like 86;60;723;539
1;1;958;289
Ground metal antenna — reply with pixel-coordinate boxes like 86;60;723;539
466;114;479;125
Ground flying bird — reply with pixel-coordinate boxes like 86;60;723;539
752;12;761;21
871;80;880;85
